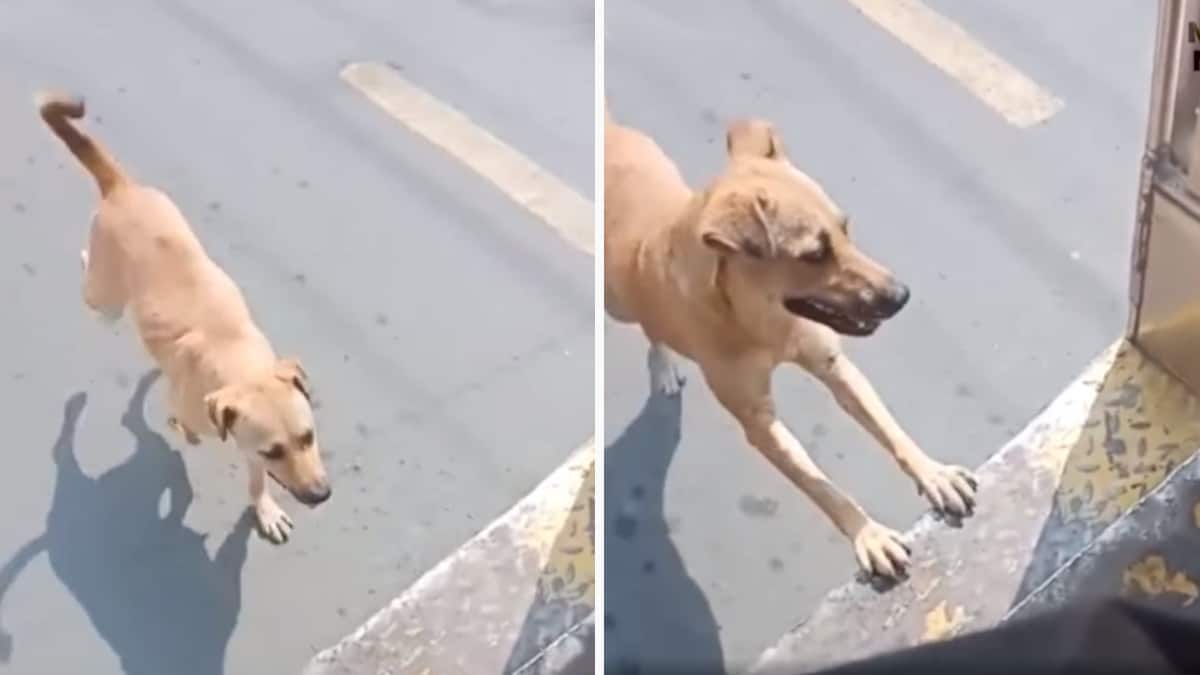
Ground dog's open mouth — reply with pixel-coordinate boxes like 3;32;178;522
783;297;880;336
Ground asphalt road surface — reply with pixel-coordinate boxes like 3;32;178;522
0;1;593;674
604;1;1156;672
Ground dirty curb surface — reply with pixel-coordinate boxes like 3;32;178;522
304;441;596;675
750;340;1200;674
1006;450;1200;622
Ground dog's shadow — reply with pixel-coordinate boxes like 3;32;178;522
604;388;726;675
0;370;253;675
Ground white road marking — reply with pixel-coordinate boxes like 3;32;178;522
341;61;594;255
844;0;1064;128
334;61;597;671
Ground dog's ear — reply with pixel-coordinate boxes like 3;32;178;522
275;357;312;402
701;191;776;258
204;389;239;442
726;119;786;161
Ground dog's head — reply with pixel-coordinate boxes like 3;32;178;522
697;119;910;337
204;358;331;506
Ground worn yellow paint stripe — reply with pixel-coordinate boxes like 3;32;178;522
920;601;968;644
1124;555;1200;607
1051;342;1200;528
843;0;1064;128
340;61;594;255
519;443;597;608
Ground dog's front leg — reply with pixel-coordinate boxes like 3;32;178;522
165;416;201;445
165;384;202;446
813;353;978;518
704;361;911;578
647;342;685;397
248;461;293;544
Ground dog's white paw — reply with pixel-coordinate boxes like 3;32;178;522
648;343;685;397
914;461;979;518
852;520;911;580
89;306;122;327
166;416;201;445
254;496;294;544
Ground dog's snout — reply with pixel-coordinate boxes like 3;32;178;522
862;281;909;318
297;480;332;506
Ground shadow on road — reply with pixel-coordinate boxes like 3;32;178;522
0;370;253;675
604;389;725;675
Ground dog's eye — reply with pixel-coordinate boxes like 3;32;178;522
800;232;832;264
800;247;829;264
298;430;314;447
260;444;286;460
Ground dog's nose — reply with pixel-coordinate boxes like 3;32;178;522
888;283;910;311
874;282;910;317
299;481;332;506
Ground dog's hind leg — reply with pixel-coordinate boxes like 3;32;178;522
79;224;126;324
704;359;910;579
810;352;978;519
647;341;685;397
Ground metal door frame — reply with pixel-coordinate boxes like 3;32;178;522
1128;0;1200;394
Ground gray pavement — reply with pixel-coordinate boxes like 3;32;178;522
0;1;592;674
603;1;1157;672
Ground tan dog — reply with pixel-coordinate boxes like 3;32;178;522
37;91;331;544
605;107;978;579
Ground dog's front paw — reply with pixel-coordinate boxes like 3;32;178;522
852;520;911;580
166;416;201;445
647;344;685;397
254;497;294;544
914;461;979;519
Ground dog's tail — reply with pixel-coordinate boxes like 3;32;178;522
35;91;127;196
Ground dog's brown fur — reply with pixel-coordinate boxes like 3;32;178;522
605;106;978;578
37;91;330;544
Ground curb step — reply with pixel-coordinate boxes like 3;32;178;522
1003;450;1200;623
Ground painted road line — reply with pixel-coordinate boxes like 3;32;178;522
336;61;596;674
340;61;594;256
305;440;596;675
843;0;1064;128
751;339;1200;673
